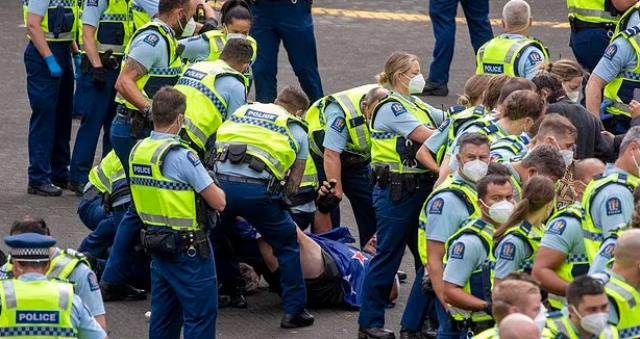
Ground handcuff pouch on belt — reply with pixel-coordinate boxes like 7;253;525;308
341;152;370;169
140;228;210;259
287;187;317;206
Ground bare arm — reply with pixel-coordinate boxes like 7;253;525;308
82;25;102;67
427;240;447;305
416;145;440;173
95;314;107;332
27;14;53;58
257;238;278;272
114;58;150;111
531;247;570;296
407;125;435;144
286;159;306;195
312;180;339;234
323;149;343;198
586;74;606;119
200;183;226;211
444;282;488;311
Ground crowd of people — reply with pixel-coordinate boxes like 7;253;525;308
11;0;640;338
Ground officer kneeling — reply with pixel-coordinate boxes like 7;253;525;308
129;86;226;339
0;233;106;338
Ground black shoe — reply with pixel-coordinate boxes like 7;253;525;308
397;270;407;283
400;330;424;339
67;181;85;196
358;328;395;339
27;184;63;197
218;293;248;309
280;309;314;328
421;80;449;97
100;282;147;302
52;179;68;189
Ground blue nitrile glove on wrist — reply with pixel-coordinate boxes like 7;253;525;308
74;54;82;79
44;55;62;77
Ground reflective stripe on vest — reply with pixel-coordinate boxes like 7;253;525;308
88;150;125;194
604;29;640;118
203;30;258;63
567;0;620;23
605;275;640;338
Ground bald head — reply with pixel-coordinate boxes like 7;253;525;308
574;158;606;184
614;229;640;265
362;86;389;120
502;0;531;32
499;313;540;339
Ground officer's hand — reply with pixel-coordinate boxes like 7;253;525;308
317;180;341;214
44;55;62;78
630;100;640;119
92;67;107;90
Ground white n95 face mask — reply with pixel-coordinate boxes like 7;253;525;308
488;200;515;224
227;33;247;40
408;74;426;95
462;159;488;183
181;18;197;37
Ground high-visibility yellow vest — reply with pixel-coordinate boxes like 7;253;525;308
0;249;90;281
418;177;479;265
582;171;639;261
498;221;544;273
544;204;590;310
444;219;496;323
490;134;530;162
473;326;498;339
603;27;640;118
567;0;620;24
476;34;549;77
129;136;202;231
300;156;319;191
88;150;126;194
545;311;619;339
175;60;249;153
202;30;258;63
23;0;79;42
444;105;488;152
305;84;376;160
80;0;133;54
0;279;77;338
115;20;183;110
370;92;440;174
605;273;640;338
130;2;151;31
216;103;308;181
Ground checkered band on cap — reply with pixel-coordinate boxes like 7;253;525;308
10;247;50;261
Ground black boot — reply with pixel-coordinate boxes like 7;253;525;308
280;309;314;328
100;282;147;302
358;328;395;339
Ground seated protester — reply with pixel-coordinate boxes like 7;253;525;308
532;159;606;310
498;314;540;339
501;144;566;199
0;217;107;331
77;150;130;260
436;83;541;186
493;176;556;285
180;0;258;64
546;276;619;338
474;277;548;339
254;180;399;309
533;69;616;162
439;174;515;337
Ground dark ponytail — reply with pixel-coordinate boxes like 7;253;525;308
221;0;251;26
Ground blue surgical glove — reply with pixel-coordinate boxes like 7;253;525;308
73;53;82;79
44;55;62;78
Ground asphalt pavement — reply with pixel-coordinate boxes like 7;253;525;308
0;1;574;338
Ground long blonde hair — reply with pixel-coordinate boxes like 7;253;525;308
377;52;419;88
458;75;492;106
539;59;585;82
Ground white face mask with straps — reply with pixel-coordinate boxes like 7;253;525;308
401;73;426;95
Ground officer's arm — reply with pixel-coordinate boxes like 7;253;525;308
323;150;343;198
82;25;102;68
416;145;439;173
426;240;447;305
114;58;150;111
531;247;569;296
586;74;606;119
443;282;487;311
407;125;434;145
200;183;226;211
286;159;306;195
26;14;53;58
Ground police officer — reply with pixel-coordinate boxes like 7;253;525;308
401;133;490;338
131;0;157;30
476;0;549;79
100;0;197;301
181;0;258;64
567;0;621;72
501;144;567;199
77;150;131;260
175;38;252;157
67;0;134;193
129;86;225;338
0;217;107;331
586;1;640;133
493;176;556;283
441;174;516;337
1;232;106;338
583;127;640;274
214;86;314;328
532;159;605;310
595;229;640;338
24;0;79;196
249;0;324;103
545;276;619;339
305;85;388;246
358;52;445;339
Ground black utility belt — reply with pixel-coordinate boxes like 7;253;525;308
216;144;269;173
140;228;210;259
569;18;614;30
341;153;370;169
450;319;493;334
116;104;152;138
